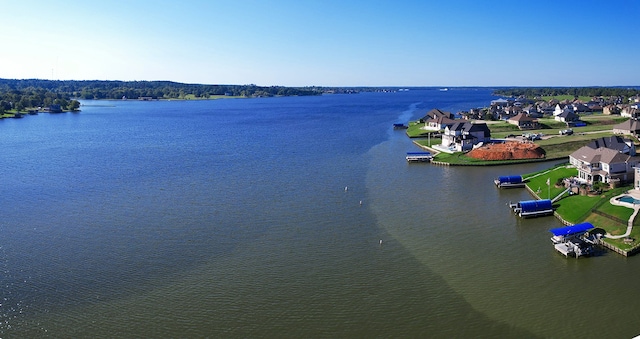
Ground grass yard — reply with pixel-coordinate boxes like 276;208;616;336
538;95;593;102
408;112;629;164
536;132;614;159
522;166;631;224
524;165;577;198
406;121;432;138
431;152;537;165
522;163;640;253
414;137;440;148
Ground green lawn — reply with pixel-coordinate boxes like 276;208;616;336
406;121;431;138
537;132;614;159
524;165;577;199
431;152;537;165
520;164;640;253
521;165;624;225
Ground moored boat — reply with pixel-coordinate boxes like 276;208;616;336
549;223;597;258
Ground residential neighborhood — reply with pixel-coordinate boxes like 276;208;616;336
409;94;640;254
457;95;637;127
412;93;640;159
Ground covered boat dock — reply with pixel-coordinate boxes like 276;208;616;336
509;199;553;218
406;151;433;162
550;222;595;243
549;223;596;258
494;175;525;188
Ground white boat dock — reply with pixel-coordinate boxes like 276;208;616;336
549;223;596;258
406;152;432;162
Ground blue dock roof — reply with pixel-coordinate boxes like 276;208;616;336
497;175;522;184
549;222;594;236
518;199;552;212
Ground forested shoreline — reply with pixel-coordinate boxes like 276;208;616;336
493;87;640;99
0;79;322;113
1;78;639;115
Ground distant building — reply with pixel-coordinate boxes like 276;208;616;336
508;113;539;130
419;108;454;123
490;98;510;108
621;107;640;119
613;119;640;137
603;105;621;115
555;110;580;123
47;104;63;113
424;115;457;131
554;104;575;116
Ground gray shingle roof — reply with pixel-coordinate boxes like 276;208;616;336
586;135;630;151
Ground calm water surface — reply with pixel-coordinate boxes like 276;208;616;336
1;89;639;337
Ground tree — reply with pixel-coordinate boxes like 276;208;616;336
14;100;24;111
0;100;10;112
67;99;80;111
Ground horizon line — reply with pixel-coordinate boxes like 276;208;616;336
1;78;639;89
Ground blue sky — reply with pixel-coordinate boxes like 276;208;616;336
1;0;639;86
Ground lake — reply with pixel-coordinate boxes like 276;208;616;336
1;89;639;337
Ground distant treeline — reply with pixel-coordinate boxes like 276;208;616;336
0;79;322;112
493;87;640;99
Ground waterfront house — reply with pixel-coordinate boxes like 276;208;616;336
419;108;454;123
569;136;640;184
507;113;539;130
424;115;457;131
586;135;636;155
441;122;491;152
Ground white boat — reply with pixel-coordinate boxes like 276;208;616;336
549;223;596;257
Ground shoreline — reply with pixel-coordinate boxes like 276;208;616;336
412;140;566;166
411;137;640;256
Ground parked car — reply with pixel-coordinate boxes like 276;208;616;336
559;128;573;135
